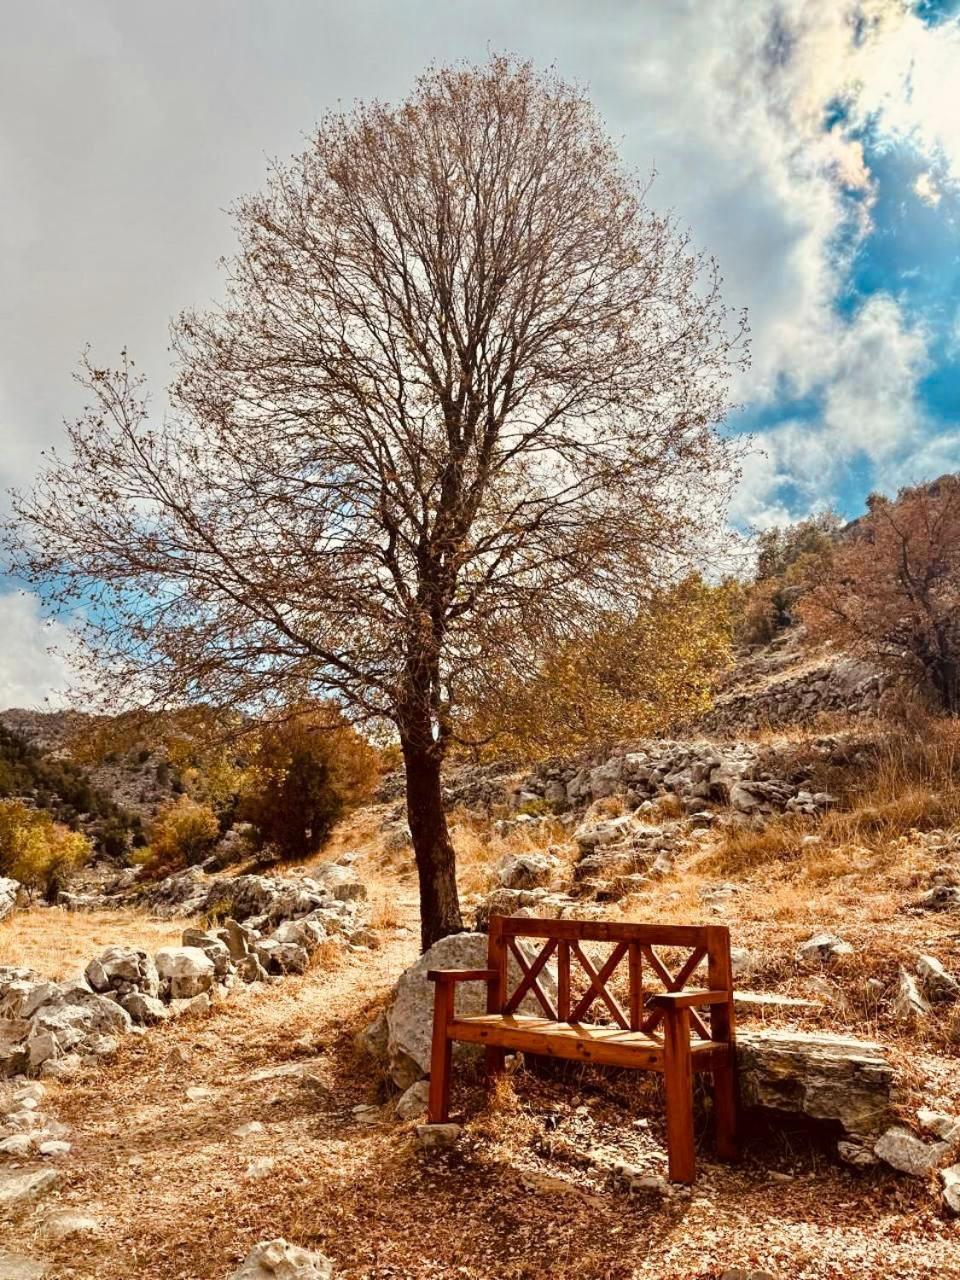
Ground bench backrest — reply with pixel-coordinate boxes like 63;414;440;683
486;915;734;1042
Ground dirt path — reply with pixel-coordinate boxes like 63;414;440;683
5;892;960;1280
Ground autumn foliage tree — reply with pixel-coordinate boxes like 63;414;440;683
4;58;746;948
458;577;735;760
804;475;960;714
240;706;380;861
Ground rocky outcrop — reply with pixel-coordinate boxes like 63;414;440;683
0;878;20;923
227;1239;334;1279
693;654;887;736
521;736;852;817
736;1029;893;1140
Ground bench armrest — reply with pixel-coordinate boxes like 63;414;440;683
647;988;731;1010
427;968;498;984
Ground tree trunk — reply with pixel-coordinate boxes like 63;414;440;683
400;733;464;951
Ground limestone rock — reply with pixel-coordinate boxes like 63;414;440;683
415;1122;461;1150
497;852;562;891
942;1163;960;1215
0;1253;49;1279
0;878;20;923
395;1080;430;1121
0;1021;30;1078
40;1210;102;1243
85;945;160;998
121;991;169;1025
255;940;310;976
893;967;931;1020
220;918;259;961
795;932;853;966
916;954;960;1003
154;946;216;1000
181;929;233;978
311;864;366;903
271;918;327;954
736;1030;892;1138
228;1238;334;1279
383;932;558;1088
0;1168;59;1219
874;1125;952;1177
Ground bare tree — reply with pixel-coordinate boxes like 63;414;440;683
5;58;746;948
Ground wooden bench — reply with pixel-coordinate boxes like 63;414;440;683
427;915;738;1182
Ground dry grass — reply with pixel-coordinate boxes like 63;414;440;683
450;806;574;897
0;905;191;980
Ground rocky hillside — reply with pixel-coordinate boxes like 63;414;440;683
0;708;195;829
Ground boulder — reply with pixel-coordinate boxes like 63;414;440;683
795;932;853;966
121;992;170;1025
874;1125;953;1177
736;1030;892;1138
181;929;233;978
916;954;960;1003
228;1238;334;1279
942;1163;960;1216
497;852;562;891
254;940;310;976
395;1080;430;1121
0;1168;59;1219
383;932;558;1088
892;967;930;1021
85;945;160;998
0;1021;31;1079
0;878;20;922
155;947;216;1000
0;1253;49;1279
311;864;366;903
271;918;327;954
416;1122;461;1150
28;983;133;1055
40;1210;102;1244
220;918;259;961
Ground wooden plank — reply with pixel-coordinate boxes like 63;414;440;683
494;916;711;947
663;1006;695;1183
448;1016;666;1070
628;942;642;1031
487;916;507;1016
557;940;571;1021
706;925;738;1162
428;978;454;1124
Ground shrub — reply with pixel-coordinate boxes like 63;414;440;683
0;800;91;898
240;705;380;861
145;796;220;875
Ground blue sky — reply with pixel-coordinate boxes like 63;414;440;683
1;0;959;703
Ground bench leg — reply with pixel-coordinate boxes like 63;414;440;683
428;981;453;1124
663;1008;695;1183
712;1047;738;1162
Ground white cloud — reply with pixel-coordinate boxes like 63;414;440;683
0;592;76;710
913;171;941;205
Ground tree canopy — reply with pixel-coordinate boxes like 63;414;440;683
5;57;747;946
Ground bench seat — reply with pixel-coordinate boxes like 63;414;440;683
449;1014;720;1069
